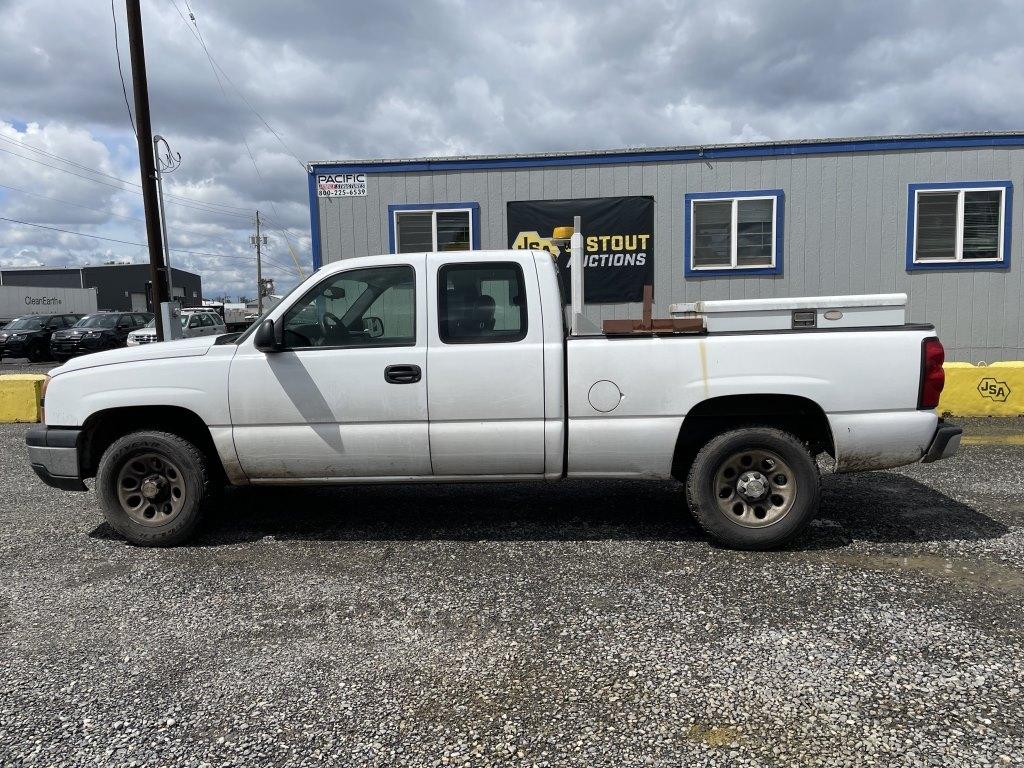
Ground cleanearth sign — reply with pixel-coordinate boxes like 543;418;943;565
508;196;654;303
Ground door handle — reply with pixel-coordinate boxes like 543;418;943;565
384;364;422;384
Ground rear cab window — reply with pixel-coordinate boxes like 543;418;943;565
437;262;527;344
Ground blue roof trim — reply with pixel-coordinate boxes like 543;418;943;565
308;134;1024;175
684;190;784;278
307;172;322;269
387;202;481;254
905;180;1013;272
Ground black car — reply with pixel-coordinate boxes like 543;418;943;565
50;311;153;360
0;313;84;362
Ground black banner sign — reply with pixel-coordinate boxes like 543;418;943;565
507;196;654;303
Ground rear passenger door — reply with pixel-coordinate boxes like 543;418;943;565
426;254;546;476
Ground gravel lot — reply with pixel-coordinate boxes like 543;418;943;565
1;419;1022;767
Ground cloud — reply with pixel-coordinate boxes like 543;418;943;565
0;0;1022;298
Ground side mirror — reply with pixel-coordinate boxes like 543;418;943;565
254;319;282;352
362;316;384;338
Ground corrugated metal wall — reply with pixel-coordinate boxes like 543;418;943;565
316;146;1024;362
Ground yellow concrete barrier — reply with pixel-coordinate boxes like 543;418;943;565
0;374;46;423
939;361;1024;417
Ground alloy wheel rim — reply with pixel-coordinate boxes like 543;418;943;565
712;448;796;528
115;452;187;526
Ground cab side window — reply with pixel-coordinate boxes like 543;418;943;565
438;262;527;343
281;265;416;349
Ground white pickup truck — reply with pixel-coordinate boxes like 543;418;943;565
26;247;960;549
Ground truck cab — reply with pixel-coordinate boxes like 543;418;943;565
232;250;562;480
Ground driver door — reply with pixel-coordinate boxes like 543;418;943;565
228;256;429;480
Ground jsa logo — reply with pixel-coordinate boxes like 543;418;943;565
977;377;1011;402
511;231;560;257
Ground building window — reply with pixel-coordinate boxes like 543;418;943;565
684;190;784;276
907;182;1012;270
388;202;481;254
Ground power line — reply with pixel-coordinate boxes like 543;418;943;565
0;214;299;275
0;134;257;216
0;181;146;224
0;144;256;222
167;0;305;170
0;181;264;262
167;0;308;277
110;0;137;136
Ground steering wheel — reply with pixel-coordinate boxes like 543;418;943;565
319;311;348;344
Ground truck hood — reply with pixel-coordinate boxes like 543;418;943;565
52;334;225;375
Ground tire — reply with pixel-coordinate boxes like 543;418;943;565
26;344;45;363
685;426;820;550
96;430;219;546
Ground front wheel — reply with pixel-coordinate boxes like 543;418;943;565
96;430;219;546
685;427;820;550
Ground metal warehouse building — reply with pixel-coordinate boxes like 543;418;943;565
0;263;203;313
308;132;1024;362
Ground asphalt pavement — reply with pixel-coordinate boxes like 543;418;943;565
1;419;1022;767
0;358;58;376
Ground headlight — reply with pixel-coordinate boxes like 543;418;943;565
83;331;101;338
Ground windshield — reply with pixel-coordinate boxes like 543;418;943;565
4;316;45;330
75;315;118;329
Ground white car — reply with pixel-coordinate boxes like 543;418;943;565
27;248;959;549
126;311;226;345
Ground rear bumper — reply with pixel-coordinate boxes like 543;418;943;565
26;425;87;491
921;420;963;463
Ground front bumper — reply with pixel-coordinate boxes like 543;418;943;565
3;338;32;356
921;420;963;463
26;425;87;491
50;337;104;356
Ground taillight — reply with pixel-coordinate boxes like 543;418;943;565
918;337;945;410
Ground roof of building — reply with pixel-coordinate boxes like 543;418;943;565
0;263;200;277
308;131;1024;173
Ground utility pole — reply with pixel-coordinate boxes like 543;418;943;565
125;0;170;339
250;211;267;315
153;135;181;307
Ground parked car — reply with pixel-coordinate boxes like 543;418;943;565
27;249;959;549
126;311;226;346
0;313;83;362
50;311;153;360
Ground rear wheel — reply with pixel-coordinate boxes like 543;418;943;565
685;427;820;550
96;430;218;546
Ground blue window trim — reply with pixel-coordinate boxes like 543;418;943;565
387;202;481;254
683;190;784;277
307;173;322;269
906;181;1012;271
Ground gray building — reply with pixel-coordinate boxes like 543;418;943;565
0;264;203;313
308;132;1024;362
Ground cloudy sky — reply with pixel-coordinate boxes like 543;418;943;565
1;0;1022;299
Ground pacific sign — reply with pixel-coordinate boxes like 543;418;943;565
317;173;367;197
